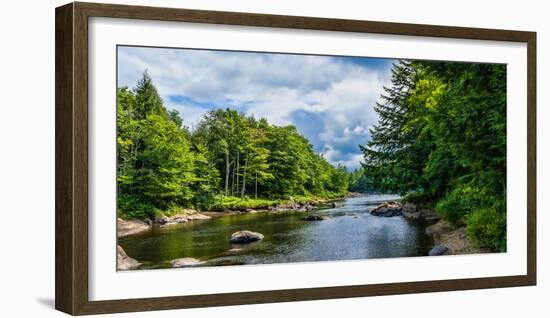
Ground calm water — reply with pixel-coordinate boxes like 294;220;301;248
119;194;432;269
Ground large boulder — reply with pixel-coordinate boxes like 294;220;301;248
230;230;264;244
117;218;151;238
170;257;205;268
117;245;141;271
370;201;403;217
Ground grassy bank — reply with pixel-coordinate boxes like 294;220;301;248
118;193;347;219
211;193;344;211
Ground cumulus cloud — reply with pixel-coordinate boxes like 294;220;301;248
117;46;394;170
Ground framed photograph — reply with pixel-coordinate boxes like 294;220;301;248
55;2;536;315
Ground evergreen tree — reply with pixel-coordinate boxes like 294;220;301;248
133;70;166;119
361;60;507;251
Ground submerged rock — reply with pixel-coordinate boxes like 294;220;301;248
370;201;403;217
230;230;264;243
117;245;141;270
301;215;326;221
428;245;449;256
170;257;205;267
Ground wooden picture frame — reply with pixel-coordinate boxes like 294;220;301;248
55;1;536;315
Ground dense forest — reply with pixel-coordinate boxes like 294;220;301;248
117;71;351;219
362;60;506;251
118;59;507;253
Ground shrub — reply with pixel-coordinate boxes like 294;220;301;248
435;185;492;226
466;207;506;252
211;196;280;210
117;194;155;219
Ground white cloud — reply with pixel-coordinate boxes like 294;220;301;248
118;46;393;169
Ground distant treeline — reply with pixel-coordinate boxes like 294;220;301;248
362;60;507;251
117;72;352;218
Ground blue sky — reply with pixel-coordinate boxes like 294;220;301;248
117;46;395;170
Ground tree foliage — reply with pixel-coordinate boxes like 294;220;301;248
118;71;349;218
362;60;507;251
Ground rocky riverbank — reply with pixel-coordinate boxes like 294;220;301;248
117;210;212;238
118;196;347;238
368;201;441;224
369;201;489;256
426;220;491;255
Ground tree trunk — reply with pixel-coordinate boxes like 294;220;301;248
225;151;230;196
241;153;248;199
232;153;237;196
234;152;239;196
255;171;258;199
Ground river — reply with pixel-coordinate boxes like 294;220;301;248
119;194;432;269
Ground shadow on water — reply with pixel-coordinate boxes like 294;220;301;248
119;194;432;269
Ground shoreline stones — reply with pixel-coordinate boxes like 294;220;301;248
230;230;264;244
155;212;211;227
269;201;317;212
117;245;141;271
370;201;403;217
426;219;492;256
170;257;205;268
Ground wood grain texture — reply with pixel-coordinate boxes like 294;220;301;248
526;33;537;285
55;2;537;315
55;2;75;314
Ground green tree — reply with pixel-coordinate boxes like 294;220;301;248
117;73;196;218
133;70;167;119
190;143;220;209
362;60;507;251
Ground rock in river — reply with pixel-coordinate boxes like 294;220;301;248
428;245;449;256
230;230;264;244
331;202;343;208
301;215;325;221
117;218;151;238
170;257;205;267
117;245;141;271
370;201;403;217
